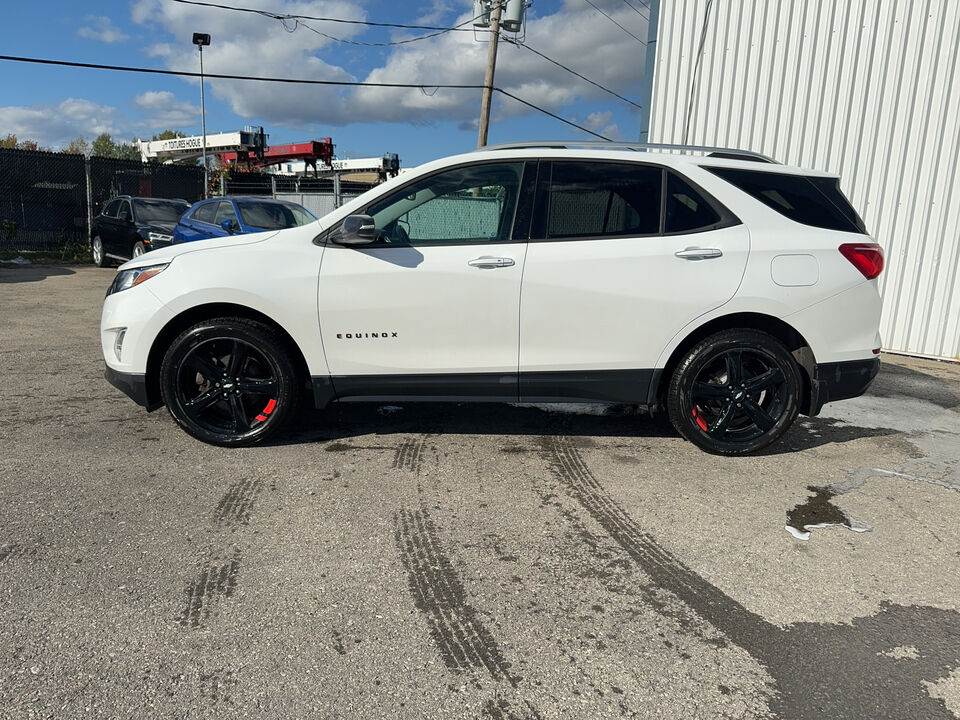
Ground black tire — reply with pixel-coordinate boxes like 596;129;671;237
160;317;300;447
667;329;801;455
132;241;147;259
91;236;109;267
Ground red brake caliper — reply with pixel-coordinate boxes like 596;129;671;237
255;398;277;423
691;407;708;432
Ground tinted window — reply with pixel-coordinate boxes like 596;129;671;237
808;176;867;233
236;200;314;230
706;167;865;233
546;162;660;239
117;201;132;220
102;199;121;217
192;202;218;225
214;201;239;227
367;162;524;243
133;199;189;224
665;171;722;233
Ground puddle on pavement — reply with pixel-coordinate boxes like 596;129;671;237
785;486;871;541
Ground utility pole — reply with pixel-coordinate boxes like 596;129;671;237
476;1;503;148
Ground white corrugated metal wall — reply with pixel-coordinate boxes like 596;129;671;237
648;0;960;361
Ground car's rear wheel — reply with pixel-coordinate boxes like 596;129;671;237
132;241;146;259
91;236;108;267
160;318;300;446
667;329;800;455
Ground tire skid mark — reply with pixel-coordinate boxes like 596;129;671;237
214;478;263;526
393;435;428;474
199;669;237;706
178;547;242;629
540;434;960;720
394;505;518;687
540;435;757;633
483;695;544;719
0;542;35;563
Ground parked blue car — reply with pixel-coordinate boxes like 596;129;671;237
172;196;316;244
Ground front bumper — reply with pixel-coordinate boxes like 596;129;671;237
104;365;162;411
807;357;880;416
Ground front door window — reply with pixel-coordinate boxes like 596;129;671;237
366;162;524;244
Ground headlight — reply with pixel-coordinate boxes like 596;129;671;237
106;263;169;297
148;232;173;244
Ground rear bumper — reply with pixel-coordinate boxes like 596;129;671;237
104;365;162;411
806;357;880;416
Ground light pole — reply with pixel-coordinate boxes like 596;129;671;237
192;32;211;198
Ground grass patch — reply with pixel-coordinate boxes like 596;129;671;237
0;243;92;265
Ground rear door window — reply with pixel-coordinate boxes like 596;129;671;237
705;167;866;233
192;202;218;225
545;161;661;239
664;171;723;233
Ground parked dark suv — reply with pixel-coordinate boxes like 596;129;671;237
91;196;191;267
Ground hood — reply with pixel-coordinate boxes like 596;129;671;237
118;229;280;270
140;221;177;234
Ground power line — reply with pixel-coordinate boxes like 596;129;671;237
0;55;486;89
289;14;480;48
503;38;642;111
495;88;613;141
169;0;477;33
0;54;610;140
582;0;647;45
619;0;650;22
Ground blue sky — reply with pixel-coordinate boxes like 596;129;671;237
0;0;651;166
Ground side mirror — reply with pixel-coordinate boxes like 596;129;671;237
220;219;237;235
332;214;376;245
119;210;132;222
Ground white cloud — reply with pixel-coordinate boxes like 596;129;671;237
0;99;122;147
76;15;130;44
131;0;367;127
132;91;200;130
129;0;647;130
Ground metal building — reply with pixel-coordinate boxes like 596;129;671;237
646;0;960;361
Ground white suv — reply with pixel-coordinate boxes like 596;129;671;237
100;142;884;455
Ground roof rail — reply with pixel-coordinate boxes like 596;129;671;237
478;140;778;164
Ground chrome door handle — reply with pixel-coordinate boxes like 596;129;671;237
675;247;723;260
468;256;515;268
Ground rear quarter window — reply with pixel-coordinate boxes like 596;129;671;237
706;166;866;234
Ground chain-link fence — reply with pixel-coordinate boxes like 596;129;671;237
0;149;87;252
226;172;375;219
0;147;388;252
0;147;205;252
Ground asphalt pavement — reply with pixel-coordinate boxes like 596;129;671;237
1;263;959;719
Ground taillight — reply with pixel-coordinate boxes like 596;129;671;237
839;243;884;279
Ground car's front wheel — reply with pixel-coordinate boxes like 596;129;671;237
667;329;801;455
91;236;108;267
159;318;300;446
132;241;146;259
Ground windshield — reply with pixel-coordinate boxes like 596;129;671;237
236;200;315;230
133;199;190;224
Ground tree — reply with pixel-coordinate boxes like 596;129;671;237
0;134;43;151
65;137;91;156
151;129;186;141
91;133;141;161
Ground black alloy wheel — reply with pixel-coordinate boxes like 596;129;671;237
667;329;800;455
160;318;299;446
